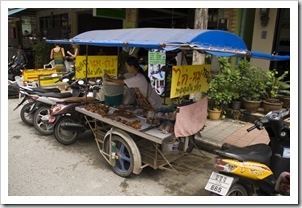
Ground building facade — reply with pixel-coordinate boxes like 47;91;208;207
8;8;290;72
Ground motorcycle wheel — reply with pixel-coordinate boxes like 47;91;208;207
209;184;248;196
226;184;248;196
20;102;34;126
178;136;195;153
105;135;134;177
33;106;53;135
54;116;78;145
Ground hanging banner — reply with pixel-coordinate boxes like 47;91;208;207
170;64;211;98
148;50;166;95
75;55;118;78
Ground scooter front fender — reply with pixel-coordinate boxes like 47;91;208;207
13;96;27;111
47;115;62;130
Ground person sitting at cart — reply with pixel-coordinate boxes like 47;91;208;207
104;56;162;111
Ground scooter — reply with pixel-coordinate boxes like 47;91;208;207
8;55;27;81
47;80;102;145
13;71;76;126
205;110;290;196
32;76;87;135
8;80;20;97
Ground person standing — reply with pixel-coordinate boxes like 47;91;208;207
66;43;79;60
50;43;66;72
104;56;162;110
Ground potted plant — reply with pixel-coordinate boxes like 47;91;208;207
262;69;290;113
207;57;240;120
237;58;268;113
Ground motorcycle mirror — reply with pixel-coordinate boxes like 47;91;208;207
62;78;69;83
96;79;102;85
78;80;85;85
51;73;58;77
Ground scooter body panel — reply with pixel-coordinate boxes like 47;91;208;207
218;159;273;180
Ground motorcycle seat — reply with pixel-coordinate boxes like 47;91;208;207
215;143;272;166
48;96;94;104
38;92;72;98
31;87;61;93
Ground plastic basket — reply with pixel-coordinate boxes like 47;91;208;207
103;79;124;96
104;94;123;107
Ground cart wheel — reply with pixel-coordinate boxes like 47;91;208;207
105;135;134;177
54;116;79;145
20;102;34;126
33;106;53;135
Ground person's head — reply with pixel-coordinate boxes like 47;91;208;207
71;43;78;49
54;43;60;47
125;56;139;73
125;56;150;83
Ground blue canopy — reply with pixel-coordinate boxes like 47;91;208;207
8;8;27;16
46;28;290;61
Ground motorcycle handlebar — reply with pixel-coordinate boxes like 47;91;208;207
247;125;257;132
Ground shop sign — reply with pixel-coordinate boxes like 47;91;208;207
23;68;57;82
75;55;118;78
170;64;211;98
148;50;166;95
93;8;126;19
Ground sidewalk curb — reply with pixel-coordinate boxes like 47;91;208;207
195;135;223;154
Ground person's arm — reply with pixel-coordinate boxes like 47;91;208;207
61;48;66;59
103;74;125;84
50;49;54;59
74;48;79;57
67;48;78;59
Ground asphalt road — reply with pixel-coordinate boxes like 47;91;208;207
5;97;216;204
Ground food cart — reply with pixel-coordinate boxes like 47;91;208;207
47;28;290;177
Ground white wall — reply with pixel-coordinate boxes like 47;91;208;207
250;8;277;71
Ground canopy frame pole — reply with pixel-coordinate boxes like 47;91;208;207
163;43;250;56
85;45;88;103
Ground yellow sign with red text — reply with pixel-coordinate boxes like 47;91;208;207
170;64;211;98
75;55;118;78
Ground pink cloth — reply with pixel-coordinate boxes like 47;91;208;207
174;96;208;137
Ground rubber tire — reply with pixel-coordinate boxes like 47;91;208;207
209;184;248;196
105;135;134;177
226;184;248;196
33;106;53;135
20;102;34;126
54;116;79;145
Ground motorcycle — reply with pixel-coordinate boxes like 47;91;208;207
14;71;76;126
8;55;27;81
8;80;20;97
32;76;88;135
205;110;290;196
47;80;102;145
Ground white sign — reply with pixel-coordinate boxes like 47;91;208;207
205;172;234;196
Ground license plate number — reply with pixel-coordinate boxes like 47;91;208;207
205;172;234;196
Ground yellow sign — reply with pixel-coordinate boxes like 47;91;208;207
23;68;58;82
75;55;118;78
39;74;64;87
170;64;211;98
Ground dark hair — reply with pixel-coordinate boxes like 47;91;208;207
126;56;150;83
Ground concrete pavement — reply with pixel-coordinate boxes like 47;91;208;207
195;116;270;153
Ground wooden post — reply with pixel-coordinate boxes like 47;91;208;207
190;9;208;101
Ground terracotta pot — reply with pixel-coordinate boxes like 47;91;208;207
262;99;283;114
243;99;262;113
208;109;222;120
279;96;290;109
